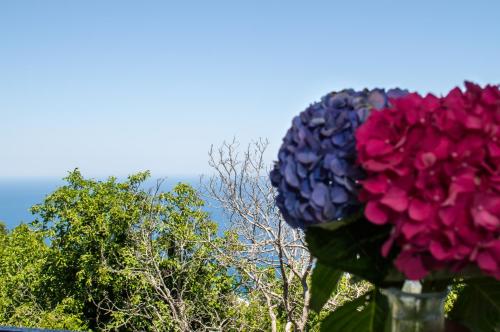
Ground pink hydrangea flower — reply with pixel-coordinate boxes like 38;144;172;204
356;82;500;280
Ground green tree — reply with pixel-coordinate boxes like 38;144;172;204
0;223;87;330
101;181;241;331
30;170;151;330
28;169;239;331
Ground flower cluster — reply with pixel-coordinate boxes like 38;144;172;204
356;82;500;280
270;88;407;228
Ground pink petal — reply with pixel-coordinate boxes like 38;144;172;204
381;237;395;257
422;94;440;110
443;173;475;206
430;241;451;261
478;195;500;213
362;176;389;194
433;137;452;159
482;86;500;105
438;207;456;226
488;174;500;192
455;224;482;246
409;199;432;221
477;251;498;272
380;187;409;212
401;222;426;239
486;240;500;256
362;159;391;171
382;153;404;166
365;201;389;224
488;142;500;158
390;165;411;176
454;245;473;259
365;139;393;156
472;209;500;230
419;152;437;169
395;250;428;280
464;115;483;129
456;135;484;155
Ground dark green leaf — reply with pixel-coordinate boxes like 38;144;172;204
310;262;342;313
449;277;500;332
306;218;400;286
320;289;389;332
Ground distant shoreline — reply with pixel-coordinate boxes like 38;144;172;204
0;177;227;230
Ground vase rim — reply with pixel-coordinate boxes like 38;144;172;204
380;287;448;299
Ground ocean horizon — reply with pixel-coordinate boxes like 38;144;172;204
0;176;228;230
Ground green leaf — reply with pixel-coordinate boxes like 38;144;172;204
449;277;500;332
306;218;400;286
310;262;342;313
320;289;389;332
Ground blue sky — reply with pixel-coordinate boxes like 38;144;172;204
1;0;499;178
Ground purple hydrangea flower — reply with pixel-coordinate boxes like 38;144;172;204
270;88;407;228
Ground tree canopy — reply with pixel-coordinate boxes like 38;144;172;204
0;170;244;331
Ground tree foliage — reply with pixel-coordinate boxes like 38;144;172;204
0;222;87;330
0;170;243;331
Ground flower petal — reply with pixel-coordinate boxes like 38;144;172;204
409;199;433;221
365;201;389;224
380;187;409;212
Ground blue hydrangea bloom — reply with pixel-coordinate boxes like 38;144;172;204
270;88;407;228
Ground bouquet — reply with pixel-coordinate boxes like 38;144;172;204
271;83;500;332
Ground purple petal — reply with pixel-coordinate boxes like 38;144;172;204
300;180;312;198
387;88;409;99
368;90;387;109
296;163;308;178
296;151;318;164
284;163;300;188
323;200;336;220
324;154;347;176
331;186;348;204
269;167;281;186
311;183;329;207
309;116;326;126
320;126;336;136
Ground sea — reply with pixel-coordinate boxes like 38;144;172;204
0;177;228;231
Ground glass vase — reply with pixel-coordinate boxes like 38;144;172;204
381;287;448;332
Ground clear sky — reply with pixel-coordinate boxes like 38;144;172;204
1;0;499;178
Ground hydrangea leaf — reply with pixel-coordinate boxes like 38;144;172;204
306;217;402;286
320;289;389;332
310;262;343;313
448;277;500;332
